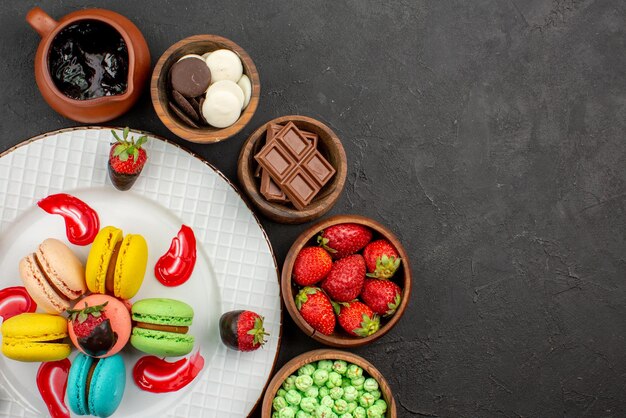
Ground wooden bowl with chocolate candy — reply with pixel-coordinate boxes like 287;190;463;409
281;215;411;347
261;349;397;417
237;116;347;224
151;34;260;143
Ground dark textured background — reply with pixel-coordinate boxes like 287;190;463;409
1;1;625;417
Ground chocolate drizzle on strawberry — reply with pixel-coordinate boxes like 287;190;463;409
77;319;118;356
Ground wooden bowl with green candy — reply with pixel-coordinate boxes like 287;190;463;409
261;349;397;418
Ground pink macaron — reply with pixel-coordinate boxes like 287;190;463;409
67;294;131;358
19;238;87;314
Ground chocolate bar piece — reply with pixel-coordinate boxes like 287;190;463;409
255;122;335;210
260;169;289;203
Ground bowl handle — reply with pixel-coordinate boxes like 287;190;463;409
26;7;58;38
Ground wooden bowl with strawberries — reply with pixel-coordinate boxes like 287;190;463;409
261;349;397;417
281;214;411;347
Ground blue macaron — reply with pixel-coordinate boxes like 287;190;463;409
67;353;126;417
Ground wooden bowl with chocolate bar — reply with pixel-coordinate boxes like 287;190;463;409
238;115;347;224
151;34;260;143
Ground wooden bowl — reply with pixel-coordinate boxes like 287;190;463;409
237;116;347;224
281;215;411;347
151;34;260;143
261;349;397;417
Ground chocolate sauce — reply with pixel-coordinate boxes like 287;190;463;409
48;20;128;100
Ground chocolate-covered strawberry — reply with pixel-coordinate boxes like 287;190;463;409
317;223;373;259
67;302;117;357
321;254;366;302
337;301;379;337
219;310;268;352
295;287;335;335
293;246;333;286
363;239;401;279
361;278;402;317
108;127;148;191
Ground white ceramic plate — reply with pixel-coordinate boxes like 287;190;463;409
0;127;281;418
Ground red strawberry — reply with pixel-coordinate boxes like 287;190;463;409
219;310;268;352
67;301;117;356
321;254;366;302
108;127;148;191
295;287;335;335
337;301;380;337
318;223;373;259
363;239;401;279
361;278;402;317
293;247;333;286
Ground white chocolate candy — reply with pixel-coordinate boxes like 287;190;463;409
202;91;241;128
201;52;212;59
237;74;252;109
177;54;205;62
206;80;244;109
205;49;243;83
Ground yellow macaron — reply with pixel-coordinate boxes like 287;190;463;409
86;226;148;299
1;313;71;362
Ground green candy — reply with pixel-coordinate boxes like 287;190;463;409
330;386;344;400
358;392;375;408
296;411;312;418
369;389;381;401
298;363;316;376
313;369;329;386
332;399;349;414
332;360;348;375
346;401;358;413
314;405;333;418
342;386;358;402
286;389;302;406
279;406;297;418
363;378;379;392
296;375;314;392
283;375;298;391
345;365;363;380
366;404;384;418
273;412;280;418
339;414;354;418
300;397;318;413
305;386;319;399
326;372;342;388
274;396;288;411
373;399;387;412
278;389;288;398
353;407;367;418
319;387;330;398
321;395;334;408
351;376;365;391
318;360;333;371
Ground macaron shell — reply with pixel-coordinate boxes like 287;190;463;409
67;353;91;416
237;74;252;109
86;226;123;294
114;233;148;299
130;327;195;357
177;54;204;62
205;49;243;82
89;354;126;417
206;80;245;109
68;294;131;358
19;254;69;314
131;298;194;326
1;313;70;362
37;238;87;299
202;91;241;128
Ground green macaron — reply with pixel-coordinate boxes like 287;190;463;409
130;298;194;357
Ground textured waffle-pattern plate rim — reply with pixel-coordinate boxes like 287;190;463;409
0;126;283;418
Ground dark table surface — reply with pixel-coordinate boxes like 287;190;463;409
1;1;625;417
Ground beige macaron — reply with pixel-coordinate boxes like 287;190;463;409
19;238;87;314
